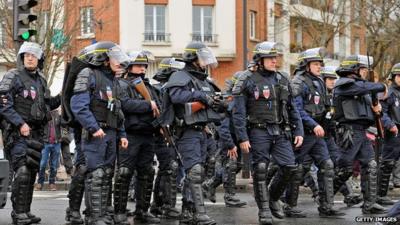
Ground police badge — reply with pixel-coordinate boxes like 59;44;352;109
263;86;270;99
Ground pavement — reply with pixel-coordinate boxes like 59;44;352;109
0;191;395;225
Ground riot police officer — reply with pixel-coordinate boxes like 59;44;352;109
333;55;386;214
287;48;344;217
150;58;185;219
202;72;247;208
0;42;61;225
377;63;400;206
163;41;221;225
63;43;100;225
113;50;160;224
232;41;304;224
70;41;129;225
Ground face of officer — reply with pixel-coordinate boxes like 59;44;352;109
325;77;336;91
262;57;277;71
359;67;368;79
129;64;147;75
276;54;284;70
23;53;39;71
308;61;322;76
394;74;400;86
108;58;127;76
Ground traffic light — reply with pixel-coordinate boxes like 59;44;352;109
13;0;38;42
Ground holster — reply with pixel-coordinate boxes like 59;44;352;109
336;125;353;149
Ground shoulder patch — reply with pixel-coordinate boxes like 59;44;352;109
73;67;94;93
232;71;250;95
0;69;18;93
334;77;355;88
290;75;304;97
163;71;192;89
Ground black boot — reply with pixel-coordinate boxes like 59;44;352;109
253;163;273;225
113;167;131;225
134;168;160;224
317;160;345;217
26;168;41;224
361;161;387;214
269;165;297;219
223;158;246;208
102;168;114;225
188;164;216;225
180;199;194;224
341;180;363;207
377;160;396;205
85;168;107;225
11;166;31;225
284;164;306;218
66;165;86;225
161;161;181;219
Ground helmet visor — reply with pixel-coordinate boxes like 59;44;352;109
197;47;218;68
159;58;186;70
357;55;373;68
107;45;130;68
18;42;43;59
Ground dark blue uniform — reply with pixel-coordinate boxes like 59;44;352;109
333;76;386;213
0;68;60;224
71;67;125;224
377;83;400;204
232;69;302;220
288;70;339;216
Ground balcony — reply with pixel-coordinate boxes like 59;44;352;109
191;33;218;44
143;32;171;43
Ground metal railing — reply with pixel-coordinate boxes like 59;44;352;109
191;33;218;43
143;32;171;43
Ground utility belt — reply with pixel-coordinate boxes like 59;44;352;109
186;124;206;131
248;123;280;130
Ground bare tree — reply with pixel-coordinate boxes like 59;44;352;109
357;0;400;80
277;0;355;53
0;0;111;87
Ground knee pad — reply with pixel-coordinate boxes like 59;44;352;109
187;164;203;183
320;159;334;170
170;160;179;171
117;167;132;178
226;158;238;171
381;160;395;172
367;160;377;174
253;162;267;181
74;165;87;177
90;168;105;179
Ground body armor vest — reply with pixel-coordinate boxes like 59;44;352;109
89;70;121;129
175;71;221;125
334;94;374;124
388;87;400;125
301;74;327;122
246;72;289;125
14;70;47;124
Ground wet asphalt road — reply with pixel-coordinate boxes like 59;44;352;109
0;191;392;225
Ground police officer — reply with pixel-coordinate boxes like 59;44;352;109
301;66;362;207
232;41;304;224
377;63;400;206
113;50;160;224
333;55;386;214
287;48;344;217
64;44;99;225
150;58;185;219
0;42;61;225
163;41;222;225
70;41;129;225
202;72;247;208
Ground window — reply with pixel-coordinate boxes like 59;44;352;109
144;5;168;42
192;6;214;42
354;37;360;55
80;7;94;36
249;11;256;40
